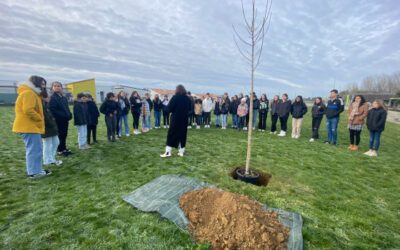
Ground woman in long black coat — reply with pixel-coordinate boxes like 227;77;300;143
160;85;192;158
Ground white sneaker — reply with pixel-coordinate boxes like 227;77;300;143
160;152;171;158
309;138;315;142
278;131;286;137
370;150;378;157
177;152;184;157
53;160;63;166
273;131;278;135
126;134;130;137
29;169;51;179
196;126;200;129
243;127;248;131
364;150;372;156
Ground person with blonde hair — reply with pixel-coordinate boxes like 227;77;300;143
365;100;387;157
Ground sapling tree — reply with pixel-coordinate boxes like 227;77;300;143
233;0;272;175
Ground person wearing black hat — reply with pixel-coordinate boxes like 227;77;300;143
325;89;344;145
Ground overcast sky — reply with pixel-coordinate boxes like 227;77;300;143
1;0;399;97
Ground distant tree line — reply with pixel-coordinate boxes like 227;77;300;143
342;71;400;96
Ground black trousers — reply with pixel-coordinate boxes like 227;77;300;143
55;118;69;152
258;112;267;130
349;129;362;145
279;114;289;132
87;125;97;144
105;115;117;140
203;112;211;125
246;113;249;127
132;112;140;129
271;114;278;132
311;116;322;139
163;111;170;126
312;116;323;139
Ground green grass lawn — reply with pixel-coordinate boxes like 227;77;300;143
1;106;399;249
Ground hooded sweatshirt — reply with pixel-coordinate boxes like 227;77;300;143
12;82;44;134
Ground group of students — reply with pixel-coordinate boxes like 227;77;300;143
12;75;388;179
187;89;388;157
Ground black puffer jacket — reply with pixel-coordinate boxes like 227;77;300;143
270;100;280;115
312;103;326;118
253;98;260;110
291;102;308;118
49;93;72;121
277;100;292;117
221;100;230;114
230;100;239;115
87;100;100;126
153;98;163;112
130;96;142;114
214;102;221;115
367;108;387;132
73;101;88;126
100;100;119;117
42;101;58;138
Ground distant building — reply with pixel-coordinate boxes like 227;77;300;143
97;85;149;103
193;93;219;100
150;89;176;100
65;79;96;101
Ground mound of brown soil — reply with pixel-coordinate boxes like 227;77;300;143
179;188;289;249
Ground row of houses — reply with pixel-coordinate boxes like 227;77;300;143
0;78;218;105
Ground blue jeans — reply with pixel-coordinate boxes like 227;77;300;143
238;116;246;130
221;114;228;127
232;114;238;128
21;133;43;175
154;111;161;128
326;117;339;144
43;136;59;165
144;115;151;129
76;125;87;148
252;110;258;129
118;114;129;135
369;131;382;151
215;115;220;126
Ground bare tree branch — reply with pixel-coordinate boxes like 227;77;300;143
240;0;252;33
233;35;252;63
232;25;252;47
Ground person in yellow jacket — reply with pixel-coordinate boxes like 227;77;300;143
12;75;51;178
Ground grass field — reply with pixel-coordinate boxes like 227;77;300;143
1;106;399;249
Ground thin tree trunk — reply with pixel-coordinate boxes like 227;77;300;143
245;3;256;175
